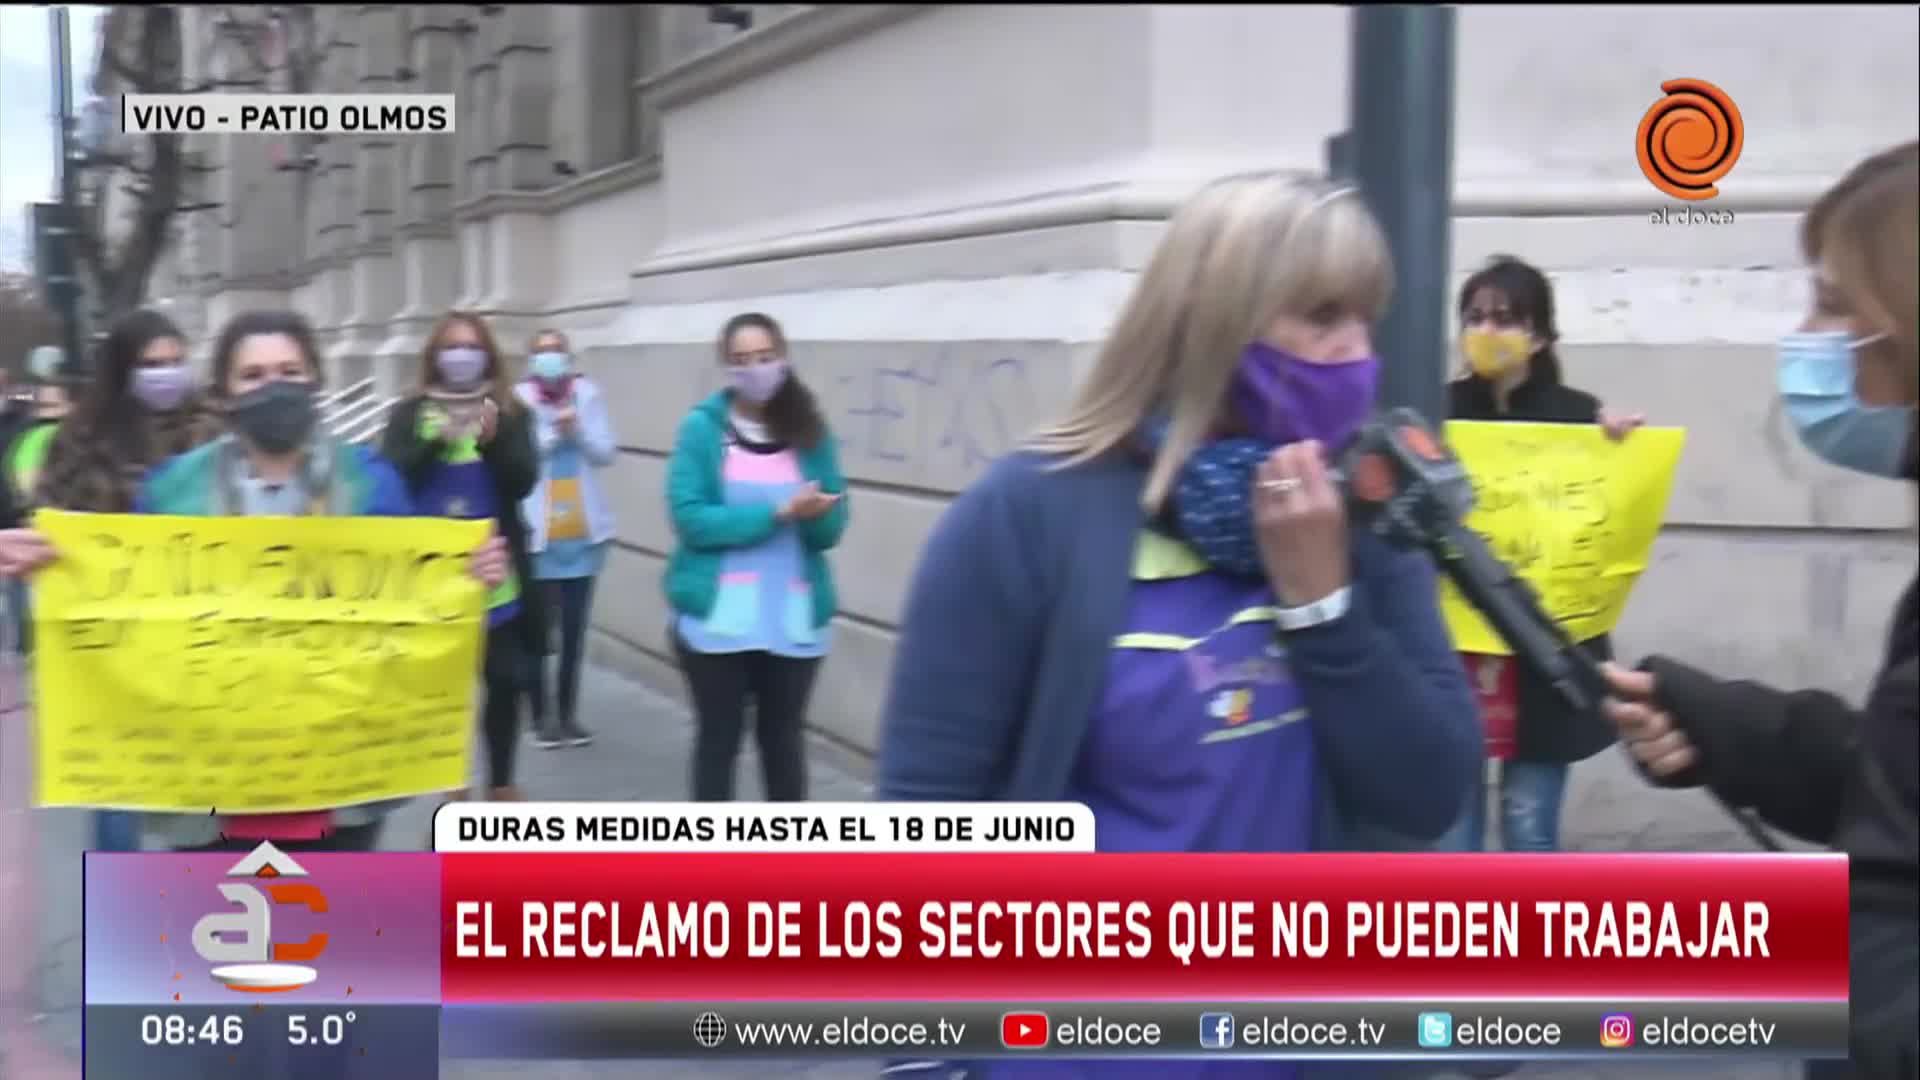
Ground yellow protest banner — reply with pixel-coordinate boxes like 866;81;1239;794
30;511;489;813
1439;421;1686;655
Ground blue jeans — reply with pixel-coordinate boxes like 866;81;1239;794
93;810;142;852
1435;761;1569;852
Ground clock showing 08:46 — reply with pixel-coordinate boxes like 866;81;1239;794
141;1013;246;1046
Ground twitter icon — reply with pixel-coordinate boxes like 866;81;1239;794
1417;1012;1453;1049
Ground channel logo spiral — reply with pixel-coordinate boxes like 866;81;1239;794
693;1011;727;1048
1636;78;1744;201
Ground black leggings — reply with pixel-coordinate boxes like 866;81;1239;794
481;622;526;788
674;633;820;801
529;576;596;729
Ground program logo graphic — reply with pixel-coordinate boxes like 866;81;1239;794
1636;78;1744;201
1417;1012;1453;1049
1199;1012;1236;1049
1600;1013;1635;1049
189;842;329;992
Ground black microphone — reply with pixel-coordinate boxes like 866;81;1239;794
1333;409;1779;852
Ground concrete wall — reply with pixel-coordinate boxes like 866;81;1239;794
145;4;1920;757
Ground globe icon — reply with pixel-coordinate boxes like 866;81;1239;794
692;1011;726;1049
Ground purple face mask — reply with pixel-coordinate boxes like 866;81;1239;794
729;359;790;404
436;346;489;388
132;365;193;412
1228;341;1380;450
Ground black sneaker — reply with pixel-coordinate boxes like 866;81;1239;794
560;720;594;748
530;724;565;750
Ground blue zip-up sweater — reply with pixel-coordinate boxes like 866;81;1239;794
878;448;1479;834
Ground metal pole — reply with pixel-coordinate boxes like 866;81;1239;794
48;6;87;380
1329;5;1456;423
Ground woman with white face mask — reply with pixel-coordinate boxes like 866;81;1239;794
1604;141;1918;1079
381;311;544;802
663;312;848;801
26;309;219;852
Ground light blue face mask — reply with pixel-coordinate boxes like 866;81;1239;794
529;351;571;381
1776;330;1910;477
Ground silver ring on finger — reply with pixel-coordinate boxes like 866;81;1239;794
1260;477;1303;496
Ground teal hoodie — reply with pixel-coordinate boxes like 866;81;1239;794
662;390;849;628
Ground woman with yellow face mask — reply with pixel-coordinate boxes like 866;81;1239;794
1438;255;1644;856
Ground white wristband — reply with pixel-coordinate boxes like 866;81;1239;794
1274;586;1352;631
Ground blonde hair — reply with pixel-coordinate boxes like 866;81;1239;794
1027;171;1393;512
418;310;524;413
1801;141;1919;414
529;327;570;353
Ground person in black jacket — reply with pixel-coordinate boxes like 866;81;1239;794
1604;141;1918;1080
380;311;544;802
1437;255;1644;853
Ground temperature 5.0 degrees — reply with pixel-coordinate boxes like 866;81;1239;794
289;1012;357;1045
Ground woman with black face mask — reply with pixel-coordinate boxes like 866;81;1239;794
4;309;513;852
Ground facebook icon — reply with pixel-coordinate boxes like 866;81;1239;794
1199;1012;1236;1049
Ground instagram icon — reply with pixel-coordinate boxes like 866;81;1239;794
1599;1014;1635;1048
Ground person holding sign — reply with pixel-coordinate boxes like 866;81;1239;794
1605;141;1917;1080
30;309;220;853
381;312;543;802
1434;256;1646;854
515;329;617;750
665;312;848;802
3;309;511;851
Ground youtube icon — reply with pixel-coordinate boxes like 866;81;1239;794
1000;1011;1050;1049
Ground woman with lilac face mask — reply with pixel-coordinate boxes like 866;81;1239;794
664;312;848;801
877;173;1478;1080
29;308;219;853
382;311;544;803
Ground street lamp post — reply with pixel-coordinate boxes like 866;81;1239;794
46;6;88;380
1327;5;1457;423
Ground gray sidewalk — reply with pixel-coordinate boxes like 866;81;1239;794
12;660;1796;1080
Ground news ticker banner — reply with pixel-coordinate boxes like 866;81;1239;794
83;804;1848;1074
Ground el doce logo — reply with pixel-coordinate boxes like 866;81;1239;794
1636;78;1744;201
190;842;329;992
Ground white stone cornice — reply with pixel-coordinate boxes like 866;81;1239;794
627;172;1844;280
638;4;932;111
450;155;661;222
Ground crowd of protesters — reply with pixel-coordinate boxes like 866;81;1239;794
0;140;1913;1077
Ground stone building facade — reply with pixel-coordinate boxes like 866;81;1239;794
132;4;1918;758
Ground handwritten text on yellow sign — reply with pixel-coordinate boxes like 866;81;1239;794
32;511;488;813
1440;421;1686;655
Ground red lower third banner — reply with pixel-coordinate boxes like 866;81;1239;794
439;853;1848;1003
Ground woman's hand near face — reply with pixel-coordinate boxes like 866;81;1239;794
1598;408;1646;441
468;533;509;587
0;528;56;578
476;398;500;444
1252;441;1351;607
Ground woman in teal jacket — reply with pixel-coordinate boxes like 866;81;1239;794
664;312;849;801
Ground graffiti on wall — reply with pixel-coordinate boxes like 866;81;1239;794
832;350;1034;474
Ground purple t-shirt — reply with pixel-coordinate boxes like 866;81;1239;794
978;531;1316;1080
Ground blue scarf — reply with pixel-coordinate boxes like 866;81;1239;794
1142;417;1270;578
